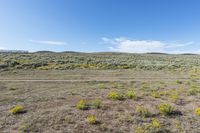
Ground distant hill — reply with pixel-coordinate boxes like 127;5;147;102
0;50;29;53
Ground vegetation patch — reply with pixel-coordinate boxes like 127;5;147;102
136;106;151;117
91;99;102;109
76;100;89;110
86;115;98;124
126;90;137;100
158;103;174;115
195;108;200;116
9;105;26;114
107;91;124;100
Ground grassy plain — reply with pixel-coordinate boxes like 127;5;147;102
0;52;200;133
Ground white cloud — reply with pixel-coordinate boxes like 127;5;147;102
0;47;6;50
29;40;67;45
102;37;193;53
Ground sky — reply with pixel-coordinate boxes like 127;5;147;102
0;0;200;53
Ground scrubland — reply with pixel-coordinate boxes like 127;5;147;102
0;52;200;133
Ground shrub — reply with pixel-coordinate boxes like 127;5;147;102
91;99;101;109
195;108;200;116
107;91;124;100
76;100;89;110
158;103;173;115
87;115;98;124
126;90;137;100
136;106;151;117
9;105;25;114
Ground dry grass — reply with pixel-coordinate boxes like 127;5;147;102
0;69;200;132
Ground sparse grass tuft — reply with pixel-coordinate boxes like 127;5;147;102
176;80;183;84
76;100;89;110
146;118;161;132
195;108;200;116
91;99;101;109
136;106;151;117
126;90;137;100
9;105;25;114
107;91;124;100
188;87;199;96
87;115;98;124
158;103;173;115
151;91;160;98
168;93;179;102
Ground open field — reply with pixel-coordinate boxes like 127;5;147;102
0;53;200;133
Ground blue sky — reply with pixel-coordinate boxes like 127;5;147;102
0;0;200;53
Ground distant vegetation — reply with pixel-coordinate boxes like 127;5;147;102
1;52;200;71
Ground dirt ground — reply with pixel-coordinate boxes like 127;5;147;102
0;70;200;133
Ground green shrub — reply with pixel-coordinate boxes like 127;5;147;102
126;90;137;100
107;91;124;100
9;105;25;114
136;106;151;117
87;115;98;124
76;100;89;110
91;99;101;109
195;108;200;116
158;103;173;115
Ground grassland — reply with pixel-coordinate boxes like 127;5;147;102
0;52;200;133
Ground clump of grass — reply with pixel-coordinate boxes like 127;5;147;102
87;115;98;124
91;99;101;109
126;90;137;100
176;80;183;84
107;91;124;100
195;108;200;116
135;118;162;133
135;126;147;133
158;103;173;115
151;91;160;98
118;113;134;123
146;118;161;132
76;100;89;110
9;105;25;114
168;93;179;102
188;87;199;96
136;106;151;117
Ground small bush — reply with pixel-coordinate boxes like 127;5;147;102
9;105;25;114
136;106;151;117
87;115;98;124
76;100;89;110
195;108;200;116
107;91;124;100
91;99;101;109
158;103;173;115
126;90;137;100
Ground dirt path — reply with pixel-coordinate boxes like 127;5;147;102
0;77;193;82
